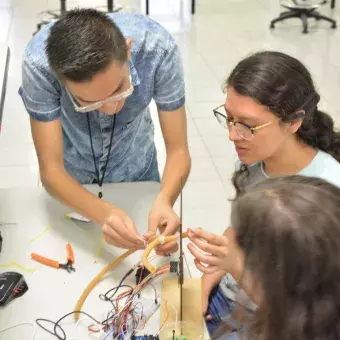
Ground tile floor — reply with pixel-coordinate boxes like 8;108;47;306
1;0;340;234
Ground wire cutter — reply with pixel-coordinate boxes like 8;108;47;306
31;243;75;273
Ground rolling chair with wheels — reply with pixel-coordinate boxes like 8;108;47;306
36;0;197;34
35;0;121;34
35;0;66;33
270;0;336;33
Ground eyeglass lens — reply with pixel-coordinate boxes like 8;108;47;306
215;111;253;140
230;123;253;140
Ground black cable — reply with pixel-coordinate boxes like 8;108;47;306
103;267;135;301
36;318;65;339
99;267;136;330
54;311;100;338
36;311;100;340
87;113;116;199
99;284;134;302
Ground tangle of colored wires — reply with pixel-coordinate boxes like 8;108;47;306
107;263;171;338
35;258;171;339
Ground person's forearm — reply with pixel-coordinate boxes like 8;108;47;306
41;167;112;225
202;269;226;290
228;254;260;306
223;227;261;305
158;149;191;205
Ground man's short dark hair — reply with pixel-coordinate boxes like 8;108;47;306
46;8;128;82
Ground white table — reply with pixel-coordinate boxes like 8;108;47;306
0;182;181;340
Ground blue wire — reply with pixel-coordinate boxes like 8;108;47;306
103;327;114;340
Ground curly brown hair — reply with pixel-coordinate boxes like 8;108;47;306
231;175;340;340
226;51;340;196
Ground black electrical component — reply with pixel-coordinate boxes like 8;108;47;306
135;266;151;284
170;261;179;273
0;272;29;306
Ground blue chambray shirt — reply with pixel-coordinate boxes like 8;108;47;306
19;12;185;184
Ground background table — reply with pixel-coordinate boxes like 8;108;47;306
0;182;188;339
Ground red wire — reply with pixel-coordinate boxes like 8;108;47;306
157;299;169;334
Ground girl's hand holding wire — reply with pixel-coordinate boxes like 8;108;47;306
187;228;241;274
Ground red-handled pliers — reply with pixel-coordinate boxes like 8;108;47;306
31;243;75;273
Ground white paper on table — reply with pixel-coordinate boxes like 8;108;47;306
65;212;91;223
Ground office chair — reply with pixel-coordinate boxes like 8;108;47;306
270;0;336;33
35;0;197;34
34;0;122;34
35;0;66;34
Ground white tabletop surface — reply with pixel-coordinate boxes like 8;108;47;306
0;182;185;340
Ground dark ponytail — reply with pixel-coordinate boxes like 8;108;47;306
226;51;340;196
298;108;340;163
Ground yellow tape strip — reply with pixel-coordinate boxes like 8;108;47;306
95;237;104;257
0;261;41;274
28;226;51;245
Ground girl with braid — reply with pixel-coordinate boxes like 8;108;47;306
188;51;340;339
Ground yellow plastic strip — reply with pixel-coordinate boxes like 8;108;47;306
95;237;104;257
28;226;51;245
0;261;41;274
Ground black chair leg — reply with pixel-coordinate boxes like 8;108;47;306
107;0;113;12
146;0;149;15
311;12;337;28
279;10;295;17
144;0;194;16
301;12;308;33
270;11;300;28
61;0;66;14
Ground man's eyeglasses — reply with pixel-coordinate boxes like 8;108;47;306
213;104;275;141
66;75;134;113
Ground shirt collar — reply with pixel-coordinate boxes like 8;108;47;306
129;59;140;87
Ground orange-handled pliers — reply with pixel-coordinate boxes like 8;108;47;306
31;243;75;273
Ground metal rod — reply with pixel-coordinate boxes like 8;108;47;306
179;179;184;334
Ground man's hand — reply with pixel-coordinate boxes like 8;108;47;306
144;196;180;255
187;228;238;274
102;206;145;250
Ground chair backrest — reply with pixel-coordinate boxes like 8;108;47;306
281;0;325;9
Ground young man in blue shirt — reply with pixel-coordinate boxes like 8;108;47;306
19;9;190;253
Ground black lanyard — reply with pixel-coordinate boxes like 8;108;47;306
86;113;116;198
